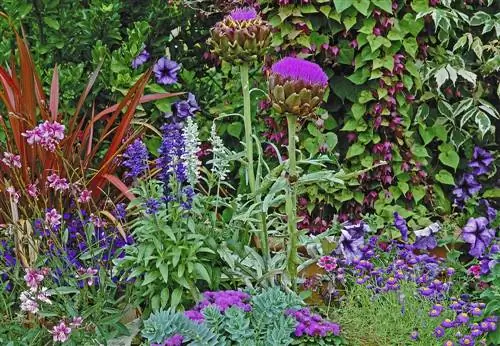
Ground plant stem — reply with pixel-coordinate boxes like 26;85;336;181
286;114;298;290
240;64;256;193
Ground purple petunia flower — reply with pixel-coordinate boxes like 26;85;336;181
271;57;328;87
165;93;200;128
122;139;149;179
153;58;181;85
468;146;493;176
461;217;494;258
229;7;257;21
393;212;408;242
479;199;497;222
452;173;482;206
413;235;437;251
132;49;150;69
338;228;364;264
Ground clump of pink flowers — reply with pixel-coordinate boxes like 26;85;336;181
20;268;52;314
22;120;65;152
1;152;21;168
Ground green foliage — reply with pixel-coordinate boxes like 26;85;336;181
115;180;222;312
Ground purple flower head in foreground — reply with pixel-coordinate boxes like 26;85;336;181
132;49;150;69
413;222;440;250
229;7;257;21
469;146;493;175
434;326;445;338
153;57;181;85
122;139;149;179
452;173;482;206
271;57;328;87
165;93;200;128
461;217;494;258
338;228;364;263
393;212;408;241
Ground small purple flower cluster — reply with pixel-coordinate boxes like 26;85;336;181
22;120;65;152
285;308;341;337
152;334;184;346
185;290;252;322
0;240;16;290
122;138;149;180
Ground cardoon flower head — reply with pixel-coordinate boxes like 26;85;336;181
22;120;65;152
269;57;328;117
181;117;201;187
468;147;493;175
49;321;72;342
453;174;482;206
131;48;150;69
122;139;149;180
461;217;494;258
393;212;408;241
153;57;181;85
229;7;257;21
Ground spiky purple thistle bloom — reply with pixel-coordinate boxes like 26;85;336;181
461;217;494;258
468;146;493;175
452;173;482;206
132;49;150;69
153;57;181;85
122;139;149;179
393;212;408;241
271;57;328;87
229;7;257;21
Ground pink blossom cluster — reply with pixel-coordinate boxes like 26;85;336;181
20;268;52;314
1;152;21;168
76;267;98;286
22;120;65;152
45;208;62;228
47;173;70;191
49;317;82;343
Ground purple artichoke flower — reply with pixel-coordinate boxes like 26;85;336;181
393;212;409;241
271;57;328;87
229;7;257;21
131;49;150;69
452;173;482;206
153;57;181;85
461;217;494;258
468;146;493;175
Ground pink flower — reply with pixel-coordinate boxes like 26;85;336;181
70;316;83;328
6;186;20;203
37;287;52;304
24;268;44;289
468;265;481;278
20;291;39;314
49;321;72;343
1;152;22;168
45;209;62;228
77;189;92;203
318;256;338;272
47;173;70;191
22;121;65;152
27;183;39;198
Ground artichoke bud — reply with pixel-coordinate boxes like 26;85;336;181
268;57;328;118
208;7;271;65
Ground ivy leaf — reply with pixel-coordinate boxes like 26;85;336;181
352;0;370;16
438;150;460;170
403;37;418;58
347;67;370;85
435;170;455;185
303;137;319;155
346;143;365;158
475;111;491;138
333;0;353;12
352;103;366;120
358;90;374;103
372;0;392;13
325;133;338;150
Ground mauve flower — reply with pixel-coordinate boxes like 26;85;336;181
461;217;494;258
479;199;497;222
434;326;445;338
453;174;482;206
1;152;21;168
153;57;181;85
45;209;62;228
468;147;493;175
393;212;408;241
458;335;474;345
20;291;39;313
229;7;257;21
131;49;150;69
318;255;337;272
22;121;65;152
410;330;419;340
24;268;44;289
70;316;83;328
49;321;72;342
443;341;454;346
77;189;92;203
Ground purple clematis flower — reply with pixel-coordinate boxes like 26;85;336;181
468;146;493;175
461;217;494;258
452;173;482;206
132;49;150;69
153;57;181;85
393;212;409;242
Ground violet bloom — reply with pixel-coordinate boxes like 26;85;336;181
229;7;257;21
22;120;65;152
461;217;494;258
153;57;181;85
132;49;150;69
468;147;493;175
49;321;72;343
393;212;408;241
271;57;328;87
122;139;149;180
452;174;482;206
458;335;474;346
479;199;497;222
338;228;364;263
157;123;186;188
165;93;200;128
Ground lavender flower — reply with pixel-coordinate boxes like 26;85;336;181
452;173;482;206
157;123;186;187
393;212;408;241
122;139;149;179
271;57;328;87
229;7;257;21
153;58;181;85
461;217;494;258
132;49;150;69
468;147;493;175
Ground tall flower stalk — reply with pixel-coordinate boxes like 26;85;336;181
240;63;256;193
269;57;328;288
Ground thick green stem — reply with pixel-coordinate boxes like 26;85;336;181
240;64;256;193
286;114;298;290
